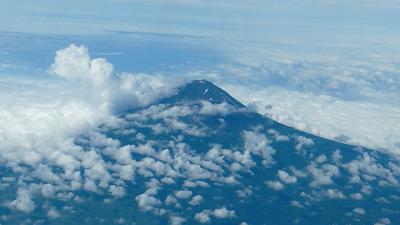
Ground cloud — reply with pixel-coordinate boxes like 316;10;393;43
135;193;162;212
169;216;186;225
295;136;315;151
174;190;193;199
375;218;391;225
325;189;345;199
199;101;235;116
195;210;211;223
350;193;363;200
353;207;365;215
126;104;206;136
8;188;36;213
109;185;126;198
236;188;252;198
223;84;400;154
50;44;177;113
291;200;303;208
331;150;343;164
0;45;181;197
0;45;182;216
344;152;399;186
243;130;275;167
47;208;60;219
195;207;236;223
189;195;203;206
266;181;285;190
212;207;236;219
50;44;97;81
277;170;297;184
307;162;340;187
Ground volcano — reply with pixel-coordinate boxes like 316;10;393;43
1;80;399;225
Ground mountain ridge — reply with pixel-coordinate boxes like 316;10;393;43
156;79;369;152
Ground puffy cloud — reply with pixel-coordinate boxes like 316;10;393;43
0;45;182;218
165;195;178;206
212;207;236;219
353;207;365;215
189;195;203;206
41;184;56;198
243;130;275;166
109;185;126;198
350;193;363;200
169;216;186;225
47;208;60;219
315;154;327;164
266;181;284;190
8;188;36;213
50;44;176;113
236;188;252;198
291;200;303;208
174;190;193;199
325;189;345;199
344;152;399;186
195;207;236;223
375;218;391;225
199;101;235;116
50;44;92;80
331;149;343;163
135;193;162;212
275;135;290;142
126;104;206;137
307;163;340;187
195;210;211;223
183;180;209;188
295;136;315;151
277;170;297;184
289;166;307;178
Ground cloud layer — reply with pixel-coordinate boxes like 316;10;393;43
50;44;177;113
0;45;180;215
222;84;400;154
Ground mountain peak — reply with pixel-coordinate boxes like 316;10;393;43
160;79;245;108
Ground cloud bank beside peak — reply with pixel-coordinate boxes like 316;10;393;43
50;44;178;114
0;44;178;197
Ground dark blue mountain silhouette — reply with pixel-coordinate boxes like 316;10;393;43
1;80;399;225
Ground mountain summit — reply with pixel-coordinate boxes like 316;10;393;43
159;79;245;108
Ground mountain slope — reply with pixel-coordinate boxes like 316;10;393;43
0;80;399;225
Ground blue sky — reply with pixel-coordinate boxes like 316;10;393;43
0;0;399;153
